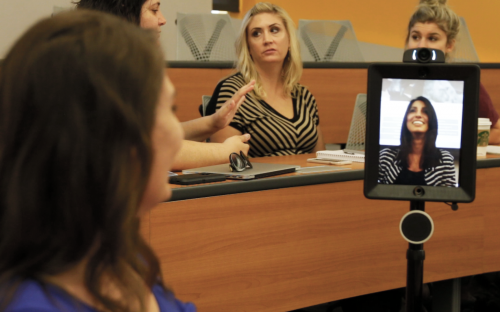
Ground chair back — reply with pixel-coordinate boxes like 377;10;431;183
298;20;364;62
345;93;367;151
201;95;212;116
450;17;479;63
177;13;237;62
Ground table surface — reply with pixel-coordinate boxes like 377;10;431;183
141;153;500;312
169;153;500;201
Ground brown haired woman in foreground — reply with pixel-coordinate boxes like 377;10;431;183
206;2;325;157
0;10;194;312
405;0;500;144
76;0;256;170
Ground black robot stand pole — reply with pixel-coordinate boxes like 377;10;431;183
406;200;426;312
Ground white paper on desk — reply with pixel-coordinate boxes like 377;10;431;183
487;145;500;154
316;150;365;162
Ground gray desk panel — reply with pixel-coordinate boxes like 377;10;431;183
166;61;500;69
170;169;363;201
476;157;500;169
170;157;500;202
2;60;499;69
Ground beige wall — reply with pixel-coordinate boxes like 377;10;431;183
232;0;500;62
0;0;213;60
2;0;498;62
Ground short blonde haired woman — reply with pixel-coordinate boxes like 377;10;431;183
404;0;500;144
206;2;325;157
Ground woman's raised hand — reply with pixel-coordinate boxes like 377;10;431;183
210;80;255;131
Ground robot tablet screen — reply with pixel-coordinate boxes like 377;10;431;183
364;63;479;202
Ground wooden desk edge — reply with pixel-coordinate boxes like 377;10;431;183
169;156;500;202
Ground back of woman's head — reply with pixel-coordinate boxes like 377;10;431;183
406;0;460;45
236;2;302;100
0;9;164;311
75;0;146;24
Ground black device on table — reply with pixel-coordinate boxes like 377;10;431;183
169;173;226;185
363;48;480;312
364;48;479;202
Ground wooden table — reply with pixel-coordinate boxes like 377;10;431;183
140;154;500;312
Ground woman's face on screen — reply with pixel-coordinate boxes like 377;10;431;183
246;13;290;66
406;22;455;55
406;100;429;134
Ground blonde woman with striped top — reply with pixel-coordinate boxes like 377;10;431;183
206;2;325;157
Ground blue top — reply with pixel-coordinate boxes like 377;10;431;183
6;279;196;312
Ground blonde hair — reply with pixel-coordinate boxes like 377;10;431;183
235;2;302;100
406;0;460;46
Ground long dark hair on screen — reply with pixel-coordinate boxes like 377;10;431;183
397;96;441;169
74;0;147;25
0;10;165;312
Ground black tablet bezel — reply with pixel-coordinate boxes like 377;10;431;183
364;63;480;202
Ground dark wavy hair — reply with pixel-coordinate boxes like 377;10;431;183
397;96;441;169
75;0;147;24
0;10;165;312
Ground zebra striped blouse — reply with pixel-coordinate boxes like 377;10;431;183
206;73;320;157
378;148;457;186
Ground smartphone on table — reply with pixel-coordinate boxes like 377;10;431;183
169;173;226;185
307;158;352;166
